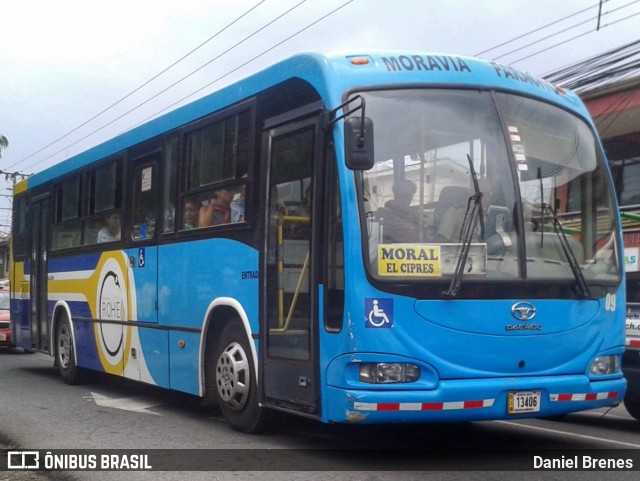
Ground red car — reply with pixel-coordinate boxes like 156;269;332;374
0;288;14;348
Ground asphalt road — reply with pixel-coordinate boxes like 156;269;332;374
1;347;639;481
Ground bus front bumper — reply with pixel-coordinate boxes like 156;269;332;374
324;375;626;424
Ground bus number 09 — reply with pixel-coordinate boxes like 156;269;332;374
605;293;616;312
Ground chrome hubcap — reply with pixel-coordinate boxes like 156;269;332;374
216;342;250;412
58;324;71;369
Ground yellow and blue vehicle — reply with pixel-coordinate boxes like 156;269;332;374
11;51;626;432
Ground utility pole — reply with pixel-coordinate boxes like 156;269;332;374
597;0;604;31
0;170;31;183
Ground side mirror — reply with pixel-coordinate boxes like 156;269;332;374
344;116;374;171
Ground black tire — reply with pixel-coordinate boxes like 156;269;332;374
624;395;640;421
213;322;268;433
55;315;89;385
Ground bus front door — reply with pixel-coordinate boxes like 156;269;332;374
30;196;51;351
262;109;323;415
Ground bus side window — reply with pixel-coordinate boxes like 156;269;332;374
163;136;179;233
52;176;82;250
83;158;123;246
83;219;102;245
131;163;158;240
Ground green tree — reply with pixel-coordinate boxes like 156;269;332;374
0;135;8;159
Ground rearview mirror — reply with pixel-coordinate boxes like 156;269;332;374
344;116;374;171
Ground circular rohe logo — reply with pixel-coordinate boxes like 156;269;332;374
98;269;126;359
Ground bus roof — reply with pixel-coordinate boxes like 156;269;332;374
24;51;587;190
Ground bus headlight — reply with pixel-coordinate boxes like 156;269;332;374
359;363;420;384
589;355;620;376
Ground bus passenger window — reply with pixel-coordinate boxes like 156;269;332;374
230;177;247;223
131;163;158;240
230;189;245;223
162;136;179;233
52;176;82;250
52;221;82;250
82;159;123;246
132;210;156;240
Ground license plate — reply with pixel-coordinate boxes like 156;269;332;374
508;391;541;414
0;333;6;341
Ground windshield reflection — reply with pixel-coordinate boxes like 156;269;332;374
356;89;620;292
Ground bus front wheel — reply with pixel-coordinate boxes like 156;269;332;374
213;322;268;433
55;315;88;385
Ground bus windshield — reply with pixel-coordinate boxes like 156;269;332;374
358;89;620;290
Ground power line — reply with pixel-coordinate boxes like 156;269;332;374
11;0;636;176
21;0;354;174
0;170;31;183
542;38;640;137
106;0;313;127
489;0;639;62
9;0;268;171
508;10;640;66
474;1;602;57
474;0;640;68
543;38;640;88
20;0;316;174
133;0;355;127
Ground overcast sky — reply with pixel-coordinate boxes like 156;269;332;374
1;0;639;234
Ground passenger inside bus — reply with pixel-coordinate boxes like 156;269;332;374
97;213;121;243
199;189;232;226
382;179;420;243
182;198;199;230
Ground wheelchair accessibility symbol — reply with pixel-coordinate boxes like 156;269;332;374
365;298;393;328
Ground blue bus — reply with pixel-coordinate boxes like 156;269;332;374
11;51;626;432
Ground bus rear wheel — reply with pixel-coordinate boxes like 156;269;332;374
213;322;268;433
55;315;89;385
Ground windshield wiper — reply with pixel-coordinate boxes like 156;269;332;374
537;167;591;298
443;155;485;298
540;203;592;298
